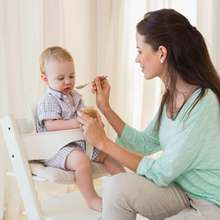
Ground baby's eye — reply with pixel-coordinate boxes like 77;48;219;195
57;78;64;80
70;75;75;79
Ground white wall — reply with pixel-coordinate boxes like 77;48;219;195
64;0;97;106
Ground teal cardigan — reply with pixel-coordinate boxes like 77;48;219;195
116;89;220;207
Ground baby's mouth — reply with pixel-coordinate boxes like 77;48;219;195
64;87;71;91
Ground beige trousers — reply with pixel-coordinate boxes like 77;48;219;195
102;173;220;220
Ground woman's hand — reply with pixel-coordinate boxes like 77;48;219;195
91;76;111;113
77;110;108;150
77;110;142;173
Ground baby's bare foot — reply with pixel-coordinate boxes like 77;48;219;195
87;196;102;212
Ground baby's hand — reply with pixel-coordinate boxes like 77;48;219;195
73;119;81;128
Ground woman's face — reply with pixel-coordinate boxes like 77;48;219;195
135;32;167;81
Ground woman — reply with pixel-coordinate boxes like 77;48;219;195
77;9;220;220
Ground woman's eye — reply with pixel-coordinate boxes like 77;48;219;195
138;51;142;54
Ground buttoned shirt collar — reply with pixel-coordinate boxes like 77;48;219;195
46;86;82;104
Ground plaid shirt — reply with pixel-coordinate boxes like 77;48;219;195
37;86;85;132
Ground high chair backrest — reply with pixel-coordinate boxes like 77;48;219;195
28;103;38;133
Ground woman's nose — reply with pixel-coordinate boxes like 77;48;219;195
135;55;139;63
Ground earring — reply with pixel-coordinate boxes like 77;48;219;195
160;59;163;63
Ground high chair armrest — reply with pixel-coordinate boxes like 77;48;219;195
21;129;93;160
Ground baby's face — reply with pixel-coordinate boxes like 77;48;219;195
42;59;75;95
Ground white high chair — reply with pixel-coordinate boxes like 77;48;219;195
1;104;108;220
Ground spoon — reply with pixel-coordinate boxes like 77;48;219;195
75;76;108;89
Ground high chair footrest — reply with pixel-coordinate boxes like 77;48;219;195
23;187;103;220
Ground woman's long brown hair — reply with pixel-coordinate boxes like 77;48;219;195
136;9;220;130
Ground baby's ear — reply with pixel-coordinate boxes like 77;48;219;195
41;74;48;84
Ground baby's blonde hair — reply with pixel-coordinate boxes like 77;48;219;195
40;46;73;74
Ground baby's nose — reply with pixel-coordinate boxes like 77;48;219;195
65;79;71;84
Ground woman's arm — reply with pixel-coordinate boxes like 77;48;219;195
100;106;125;137
77;111;142;172
99;138;143;172
92;77;125;137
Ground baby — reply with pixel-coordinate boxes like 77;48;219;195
37;46;125;212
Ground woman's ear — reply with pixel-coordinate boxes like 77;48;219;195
41;74;49;85
158;46;167;64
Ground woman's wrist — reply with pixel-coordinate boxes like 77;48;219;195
100;104;112;116
95;136;111;152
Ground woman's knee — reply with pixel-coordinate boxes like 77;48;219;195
103;173;138;203
103;172;165;208
102;173;143;219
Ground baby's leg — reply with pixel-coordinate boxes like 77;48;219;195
65;150;102;212
94;152;126;175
